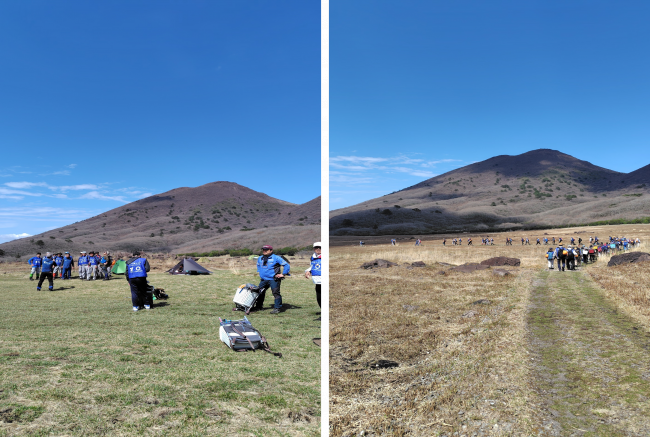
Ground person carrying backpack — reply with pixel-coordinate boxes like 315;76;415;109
546;248;555;270
556;245;567;271
566;246;575;270
255;245;290;314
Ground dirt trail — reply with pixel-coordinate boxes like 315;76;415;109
528;269;650;436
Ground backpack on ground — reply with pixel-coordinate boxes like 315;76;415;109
233;283;261;314
219;316;281;358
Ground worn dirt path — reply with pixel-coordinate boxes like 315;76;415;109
528;269;650;436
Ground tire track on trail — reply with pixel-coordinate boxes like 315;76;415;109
527;269;650;436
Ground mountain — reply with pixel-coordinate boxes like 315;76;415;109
330;149;650;235
0;182;320;257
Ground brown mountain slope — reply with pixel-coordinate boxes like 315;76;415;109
1;182;320;258
330;149;650;235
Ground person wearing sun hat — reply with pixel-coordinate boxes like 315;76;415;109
304;242;322;310
255;245;290;314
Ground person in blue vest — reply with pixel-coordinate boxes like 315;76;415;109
53;253;64;279
37;252;56;291
255;245;290;314
126;251;152;311
62;252;74;280
87;251;98;280
28;253;42;280
304;242;322;312
77;251;87;280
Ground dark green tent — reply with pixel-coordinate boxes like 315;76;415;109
112;259;127;274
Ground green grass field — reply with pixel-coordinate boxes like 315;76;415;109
0;268;320;436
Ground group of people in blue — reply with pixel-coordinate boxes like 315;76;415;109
28;251;114;287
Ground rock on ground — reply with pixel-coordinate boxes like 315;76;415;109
480;256;521;267
359;259;399;269
607;252;650;267
451;263;490;273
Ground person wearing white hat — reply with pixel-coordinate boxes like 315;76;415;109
304;242;322;312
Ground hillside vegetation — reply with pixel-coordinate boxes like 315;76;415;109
330;149;650;235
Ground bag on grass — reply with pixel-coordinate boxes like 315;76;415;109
218;316;281;358
233;283;261;314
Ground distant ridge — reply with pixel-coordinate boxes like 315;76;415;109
330;149;650;235
0;181;320;257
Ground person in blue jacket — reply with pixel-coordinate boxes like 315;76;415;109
126;251;152;311
62;252;74;280
37;252;56;291
88;251;98;280
255;245;290;314
77;251;88;280
53;253;64;279
28;253;42;280
304;242;322;310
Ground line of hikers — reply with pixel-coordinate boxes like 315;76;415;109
545;236;642;271
27;251;115;283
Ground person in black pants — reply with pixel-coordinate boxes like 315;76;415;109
37;252;56;291
125;252;152;311
304;242;322;311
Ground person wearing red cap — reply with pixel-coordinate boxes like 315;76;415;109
255;245;290;314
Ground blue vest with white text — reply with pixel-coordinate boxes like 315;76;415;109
310;255;321;276
41;257;55;273
128;258;147;278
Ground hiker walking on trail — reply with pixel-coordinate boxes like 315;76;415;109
566;246;575;270
546;248;555;270
28;253;42;280
126;251;152;311
255;245;290;314
391;238;396;246
443;238;446;246
467;238;472;245
37;252;56;292
536;238;541;245
556;246;566;271
304;242;321;311
552;237;556;245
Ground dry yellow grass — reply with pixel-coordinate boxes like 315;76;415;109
330;224;650;436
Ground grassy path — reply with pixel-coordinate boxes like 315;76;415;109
527;269;650;436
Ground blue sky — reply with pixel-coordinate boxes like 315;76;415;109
330;1;650;210
0;1;320;243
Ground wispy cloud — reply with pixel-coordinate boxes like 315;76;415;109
68;164;77;169
5;182;48;189
54;184;101;191
136;192;153;199
0;232;32;244
0;187;43;198
79;191;127;202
